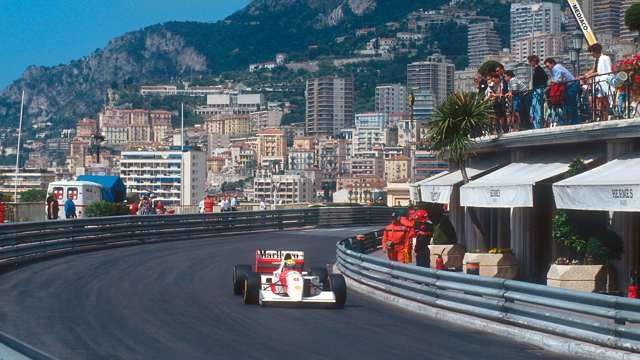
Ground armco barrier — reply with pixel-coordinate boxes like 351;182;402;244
0;207;394;267
336;230;640;354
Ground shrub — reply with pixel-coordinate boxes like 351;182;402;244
85;201;130;218
552;158;622;264
478;60;502;77
19;189;47;203
625;3;640;34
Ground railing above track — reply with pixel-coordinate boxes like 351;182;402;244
0;207;395;268
336;230;640;354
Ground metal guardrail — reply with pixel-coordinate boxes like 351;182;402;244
0;207;394;267
336;230;640;353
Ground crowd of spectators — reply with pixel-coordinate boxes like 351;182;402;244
475;44;626;134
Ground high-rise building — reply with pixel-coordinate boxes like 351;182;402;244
468;21;502;66
375;84;408;115
510;1;562;44
593;0;622;39
353;113;389;153
566;0;593;33
119;149;207;207
511;32;565;64
407;55;455;106
305;77;354;136
411;89;436;122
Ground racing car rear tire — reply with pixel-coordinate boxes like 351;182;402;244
242;272;260;305
310;267;329;290
233;265;252;295
328;274;347;309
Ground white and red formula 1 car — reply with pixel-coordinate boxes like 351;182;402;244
232;249;347;308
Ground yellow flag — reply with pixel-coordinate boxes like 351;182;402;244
567;0;598;46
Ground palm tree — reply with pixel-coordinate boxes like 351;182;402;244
427;92;493;245
427;92;493;182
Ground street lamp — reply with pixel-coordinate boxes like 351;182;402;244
570;30;584;74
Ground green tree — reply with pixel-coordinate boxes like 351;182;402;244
625;3;640;34
84;201;130;218
427;92;493;182
428;92;493;246
19;189;47;203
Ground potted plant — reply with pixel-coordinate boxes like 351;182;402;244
418;202;466;270
463;247;518;279
547;159;623;292
614;53;640;101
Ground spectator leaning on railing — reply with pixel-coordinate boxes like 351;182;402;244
579;43;613;122
528;55;549;129
504;70;529;131
544;57;579;125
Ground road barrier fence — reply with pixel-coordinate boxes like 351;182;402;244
336;230;640;354
0;207;394;268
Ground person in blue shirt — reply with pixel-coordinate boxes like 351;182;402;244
544;57;579;125
64;196;77;219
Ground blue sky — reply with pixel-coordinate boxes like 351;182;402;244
0;0;249;89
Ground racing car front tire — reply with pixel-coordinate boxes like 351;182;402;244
242;272;260;305
310;267;329;290
233;265;252;295
328;274;347;309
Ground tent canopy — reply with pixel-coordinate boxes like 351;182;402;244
418;161;502;205
77;175;126;203
553;155;640;212
460;154;594;208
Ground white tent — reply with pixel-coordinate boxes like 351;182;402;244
553;155;640;212
418;162;502;205
460;155;594;208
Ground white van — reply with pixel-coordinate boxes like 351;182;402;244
47;181;102;219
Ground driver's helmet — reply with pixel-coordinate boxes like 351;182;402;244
284;258;297;269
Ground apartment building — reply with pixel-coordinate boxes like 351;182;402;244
468;21;502;66
250;110;283;133
196;93;266;116
375;84;408;115
353;113;389;153
510;1;562;43
256;128;288;171
119;149;206;207
0;167;56;199
99;109;173;146
384;156;411;183
305;76;354;136
407;55;455;106
205;114;251;136
511;32;565;64
251;171;315;204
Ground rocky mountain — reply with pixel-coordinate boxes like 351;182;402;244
0;0;507;129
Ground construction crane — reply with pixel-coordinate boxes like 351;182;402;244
566;0;598;46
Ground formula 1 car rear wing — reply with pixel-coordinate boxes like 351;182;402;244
255;249;305;273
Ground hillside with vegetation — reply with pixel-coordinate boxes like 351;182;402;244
0;0;509;131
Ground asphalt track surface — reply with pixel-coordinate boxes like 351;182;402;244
0;227;583;360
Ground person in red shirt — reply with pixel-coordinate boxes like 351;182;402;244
398;208;415;264
203;195;214;213
414;210;433;268
383;213;410;262
129;200;138;216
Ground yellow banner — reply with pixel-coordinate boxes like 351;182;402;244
567;0;598;46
